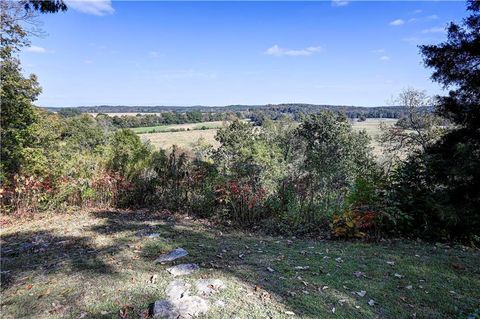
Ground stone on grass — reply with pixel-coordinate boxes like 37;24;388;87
167;263;199;277
153;279;210;318
152;300;178;319
195;279;226;296
155;248;188;264
166;280;191;300
175;296;209;317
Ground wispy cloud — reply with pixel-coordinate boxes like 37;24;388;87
413;9;423;14
265;45;322;57
426;14;439;20
331;0;349;7
65;0;114;16
389;19;405;26
371;49;385;54
149;51;161;58
380;56;390;61
25;45;47;53
421;26;445;34
84;60;93;64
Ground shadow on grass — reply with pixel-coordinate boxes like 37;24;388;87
0;230;117;291
89;210;353;317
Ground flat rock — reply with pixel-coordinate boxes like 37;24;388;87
175;296;209;317
195;279;226;296
167;263;199;277
152;296;209;318
155;248;188;263
166;280;191;300
152;300;178;319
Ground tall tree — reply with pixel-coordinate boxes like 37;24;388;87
0;0;67;181
393;0;479;240
420;0;479;128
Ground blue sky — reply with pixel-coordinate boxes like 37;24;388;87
21;0;467;107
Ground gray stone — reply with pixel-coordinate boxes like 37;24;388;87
152;300;178;319
195;279;226;296
174;296;209;317
166;280;191;300
155;248;188;263
152;292;209;318
167;263;199;277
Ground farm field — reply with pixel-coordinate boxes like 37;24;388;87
131;121;224;134
137;118;397;152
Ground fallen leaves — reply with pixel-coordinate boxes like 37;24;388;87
294;266;310;270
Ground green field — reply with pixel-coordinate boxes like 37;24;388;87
136;118;397;152
131;121;224;134
1;210;478;318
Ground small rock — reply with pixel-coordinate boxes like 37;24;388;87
405;285;413;290
356;290;367;297
285;311;295;316
267;267;275;272
386;261;395;266
353;271;365;278
195;279;225;296
152;300;178;319
294;266;310;270
367;299;376;306
167;263;199;277
155;248;188;264
147;233;160;239
174;296;209;317
166;280;191;300
394;273;404;278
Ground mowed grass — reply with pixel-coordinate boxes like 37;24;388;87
1;210;479;319
131;121;225;134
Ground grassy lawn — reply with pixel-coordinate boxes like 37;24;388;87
2;210;478;319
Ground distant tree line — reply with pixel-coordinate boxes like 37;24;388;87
57;108;239;128
55;104;407;129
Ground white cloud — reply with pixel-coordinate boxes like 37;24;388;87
422;27;445;34
426;14;439;20
265;45;322;57
413;9;423;14
84;60;93;64
25;45;47;53
371;49;385;54
380;56;390;61
389;19;405;26
66;0;114;16
331;0;349;7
